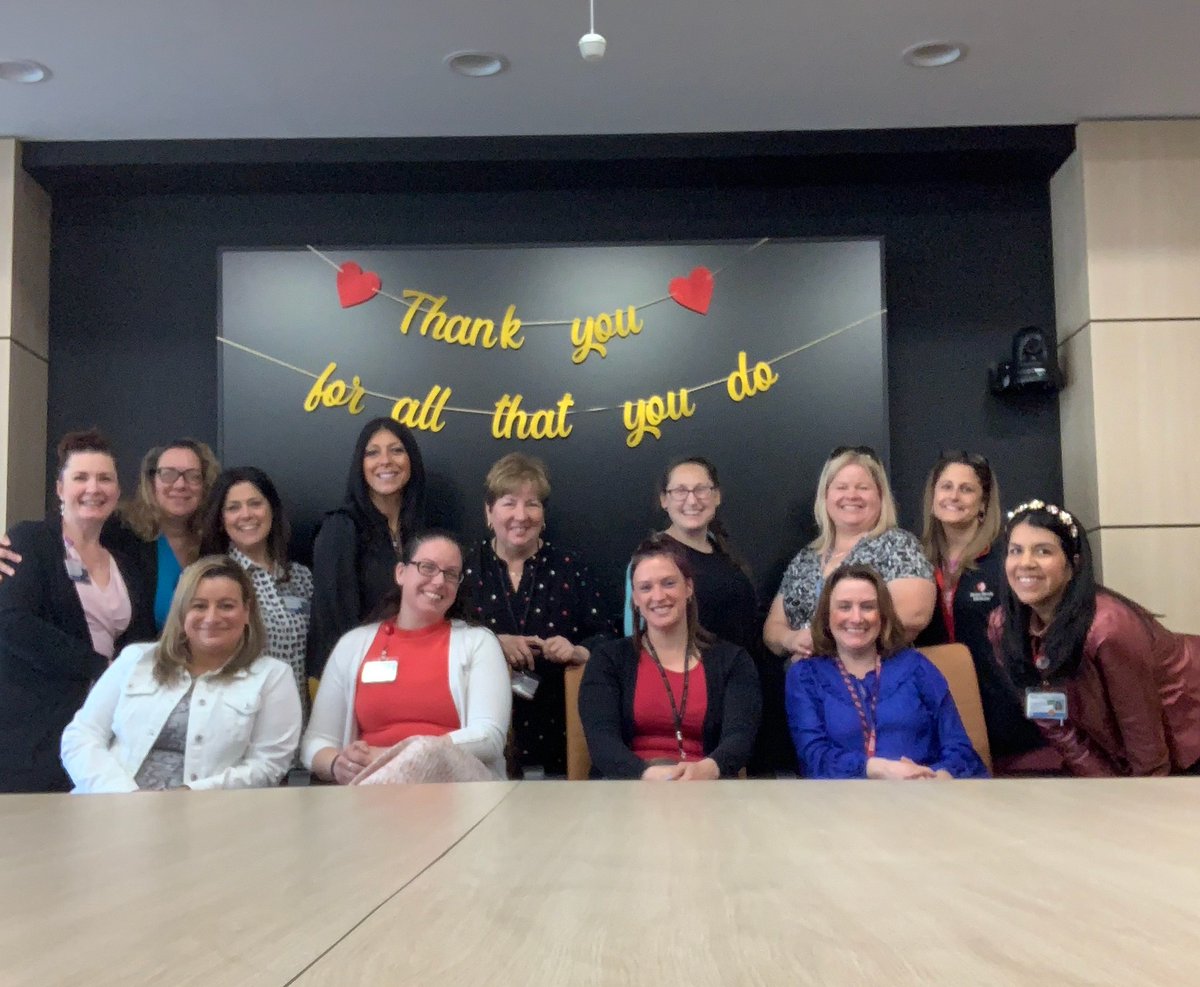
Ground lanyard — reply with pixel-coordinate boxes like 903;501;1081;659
934;565;957;642
644;638;691;761
834;655;881;757
493;545;539;635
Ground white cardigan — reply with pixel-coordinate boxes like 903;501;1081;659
301;620;511;779
60;642;302;793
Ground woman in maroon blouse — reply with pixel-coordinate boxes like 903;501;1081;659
989;500;1200;776
579;534;760;780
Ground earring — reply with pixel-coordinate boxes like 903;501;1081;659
59;500;65;516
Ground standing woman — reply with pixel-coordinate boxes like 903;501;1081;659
764;447;935;661
462;453;614;777
307;417;425;678
915;452;1041;761
0;430;155;792
990;501;1200;776
580;535;761;780
199;466;313;714
121;439;221;630
623;457;758;652
303;530;510;783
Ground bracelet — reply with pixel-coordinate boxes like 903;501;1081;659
330;750;343;783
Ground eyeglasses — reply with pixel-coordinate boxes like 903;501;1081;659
664;483;717;503
830;445;879;461
407;559;463;586
939;450;991;469
152;467;204;487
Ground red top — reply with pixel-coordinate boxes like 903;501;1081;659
354;620;460;748
631;651;707;763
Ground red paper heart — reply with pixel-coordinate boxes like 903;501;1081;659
668;266;714;315
336;262;381;308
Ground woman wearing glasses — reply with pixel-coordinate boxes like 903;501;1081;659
0;430;155;791
915;451;1041;763
764;446;935;662
461;453;614;777
303;530;511;783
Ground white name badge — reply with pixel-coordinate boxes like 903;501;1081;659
1025;688;1068;722
280;595;308;615
361;659;398;684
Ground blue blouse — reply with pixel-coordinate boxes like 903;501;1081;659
153;535;184;631
785;647;989;779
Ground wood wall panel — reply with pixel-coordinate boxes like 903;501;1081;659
1094;526;1200;635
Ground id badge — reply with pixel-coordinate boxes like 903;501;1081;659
511;671;540;701
361;659;398;684
1025;687;1068;722
64;558;91;584
280;594;308;615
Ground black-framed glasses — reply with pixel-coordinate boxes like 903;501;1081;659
830;445;879;461
152;467;204;487
407;559;463;586
664;483;717;503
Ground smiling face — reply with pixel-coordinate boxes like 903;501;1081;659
57;451;120;528
825;463;882;536
183;575;250;663
154;446;205;521
932;462;985;531
631;554;694;635
486;481;545;556
660;461;721;537
1005;520;1075;623
827;577;882;658
396;536;463;628
362;427;411;501
222;481;273;559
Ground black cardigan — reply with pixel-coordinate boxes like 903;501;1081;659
0;516;156;792
579;637;761;779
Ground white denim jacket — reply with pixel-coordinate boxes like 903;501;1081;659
61;642;302;793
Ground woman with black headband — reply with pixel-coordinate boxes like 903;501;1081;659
989;500;1200;776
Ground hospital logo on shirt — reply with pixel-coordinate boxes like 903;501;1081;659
968;582;994;603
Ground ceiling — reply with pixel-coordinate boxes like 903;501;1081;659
3;1;1199;142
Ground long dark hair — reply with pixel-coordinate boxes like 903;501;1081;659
366;529;476;625
344;417;426;549
629;533;715;659
658;455;751;580
199;466;291;569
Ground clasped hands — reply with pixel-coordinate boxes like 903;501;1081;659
867;755;952;780
497;633;586;670
641;757;720;782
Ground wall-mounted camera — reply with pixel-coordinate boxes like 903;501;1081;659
989;326;1064;396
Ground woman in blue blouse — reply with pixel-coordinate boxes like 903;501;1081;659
786;564;987;779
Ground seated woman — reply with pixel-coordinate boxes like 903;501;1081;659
764;446;935;662
914;451;1042;763
302;530;511;783
199;467;312;716
461;453;614;777
786;564;988;779
579;534;761;780
990;500;1200;776
0;430;155;792
60;556;302;792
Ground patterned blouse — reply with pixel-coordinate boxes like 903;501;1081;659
463;539;616;775
776;527;933;629
229;547;313;717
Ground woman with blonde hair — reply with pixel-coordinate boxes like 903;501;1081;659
61;556;301;792
764;446;934;662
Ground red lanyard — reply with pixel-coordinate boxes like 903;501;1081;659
834;656;881;757
934;566;957;642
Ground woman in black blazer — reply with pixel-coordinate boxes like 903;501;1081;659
0;430;155;792
579;534;760;780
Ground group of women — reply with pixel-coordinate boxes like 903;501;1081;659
1;419;1198;793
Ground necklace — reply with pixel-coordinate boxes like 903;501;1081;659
644;637;692;762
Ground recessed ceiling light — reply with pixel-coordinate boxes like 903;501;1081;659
0;59;51;84
444;51;509;78
901;41;966;68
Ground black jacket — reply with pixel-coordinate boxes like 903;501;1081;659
579;636;761;779
0;516;156;792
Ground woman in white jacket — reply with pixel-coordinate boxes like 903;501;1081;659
303;530;511;783
61;556;301;792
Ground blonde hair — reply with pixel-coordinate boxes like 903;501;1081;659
919;452;1002;572
484;452;550;507
152;555;266;684
809;450;897;553
124;439;220;542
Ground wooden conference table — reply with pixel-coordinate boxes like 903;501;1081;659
2;779;1198;986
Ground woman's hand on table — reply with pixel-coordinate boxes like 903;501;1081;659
678;758;720;781
331;741;373;784
866;756;936;780
641;763;687;781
